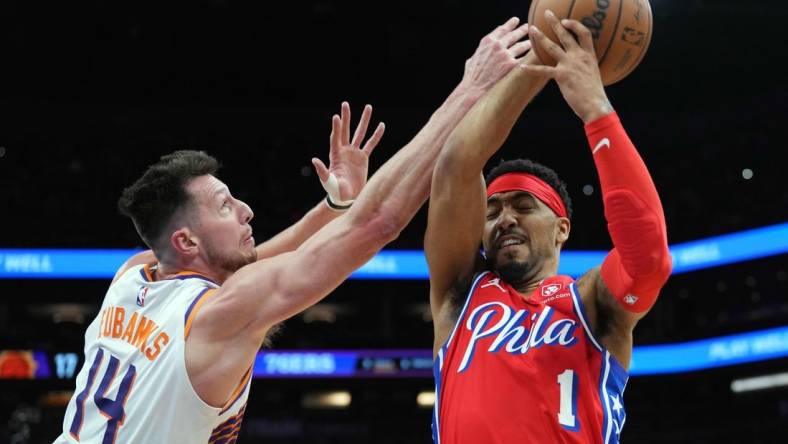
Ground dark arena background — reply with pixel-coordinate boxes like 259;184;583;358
1;0;787;442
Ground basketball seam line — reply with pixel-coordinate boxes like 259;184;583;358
598;0;625;65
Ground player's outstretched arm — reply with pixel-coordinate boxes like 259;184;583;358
426;45;548;352
526;12;671;367
254;102;384;260
186;18;528;408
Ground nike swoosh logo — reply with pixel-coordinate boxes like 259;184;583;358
593;137;611;154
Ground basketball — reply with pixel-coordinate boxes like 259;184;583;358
528;0;653;85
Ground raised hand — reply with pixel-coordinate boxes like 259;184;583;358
461;17;533;95
312;101;385;203
522;10;613;123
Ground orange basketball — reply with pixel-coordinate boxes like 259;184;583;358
528;0;653;85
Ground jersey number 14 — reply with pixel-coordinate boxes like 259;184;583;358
69;348;137;443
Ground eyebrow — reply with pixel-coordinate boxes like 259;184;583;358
486;191;534;204
212;186;230;200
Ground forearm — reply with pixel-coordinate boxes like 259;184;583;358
254;199;339;259
440;52;548;177
227;82;487;334
348;81;484;228
587;113;664;215
587;113;672;312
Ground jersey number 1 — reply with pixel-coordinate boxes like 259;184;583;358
557;369;579;431
69;348;137;443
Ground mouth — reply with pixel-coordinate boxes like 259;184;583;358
242;231;254;247
495;234;526;252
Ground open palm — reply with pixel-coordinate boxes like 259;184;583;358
312;101;385;201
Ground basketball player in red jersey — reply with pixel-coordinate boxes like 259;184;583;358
55;18;536;443
426;12;672;444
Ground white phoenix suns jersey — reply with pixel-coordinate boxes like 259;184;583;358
55;263;252;444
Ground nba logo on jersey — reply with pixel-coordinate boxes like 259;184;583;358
136;286;148;307
542;283;562;297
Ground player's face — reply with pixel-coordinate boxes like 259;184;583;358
482;191;566;286
187;175;257;274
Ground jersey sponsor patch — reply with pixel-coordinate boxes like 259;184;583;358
542;283;563;297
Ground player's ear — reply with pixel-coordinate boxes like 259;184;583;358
555;217;570;247
170;227;198;257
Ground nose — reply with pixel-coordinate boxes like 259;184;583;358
495;207;517;233
239;200;254;224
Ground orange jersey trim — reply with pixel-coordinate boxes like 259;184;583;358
183;288;217;339
140;263;219;286
220;366;252;415
141;263;155;282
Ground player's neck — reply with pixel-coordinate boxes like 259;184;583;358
510;264;558;294
512;275;550;295
156;258;225;284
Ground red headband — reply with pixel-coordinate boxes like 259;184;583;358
486;172;568;218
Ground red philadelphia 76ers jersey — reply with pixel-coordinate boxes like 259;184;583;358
433;271;628;444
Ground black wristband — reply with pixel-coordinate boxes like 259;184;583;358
326;195;352;211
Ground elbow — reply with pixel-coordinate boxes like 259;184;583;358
369;206;405;244
434;150;458;183
435;135;480;181
619;242;672;284
620;243;672;292
653;245;673;285
347;206;404;246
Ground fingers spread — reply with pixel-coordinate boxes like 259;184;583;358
361;122;385;155
330;114;341;149
351;104;372;148
312;158;330;182
509;40;532;58
501;22;529;48
490;17;520;39
340;101;351;146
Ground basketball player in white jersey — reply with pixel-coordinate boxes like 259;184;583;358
54;17;538;444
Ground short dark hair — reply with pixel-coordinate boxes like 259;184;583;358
118;150;220;250
485;159;573;220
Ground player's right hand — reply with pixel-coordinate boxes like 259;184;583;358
522;10;612;123
311;101;385;203
460;17;532;95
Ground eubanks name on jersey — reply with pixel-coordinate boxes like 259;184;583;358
54;264;249;444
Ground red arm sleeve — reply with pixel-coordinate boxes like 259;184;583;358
585;112;672;313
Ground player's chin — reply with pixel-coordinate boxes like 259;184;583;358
241;247;257;265
496;258;532;286
496;245;528;263
248;248;258;263
228;252;257;273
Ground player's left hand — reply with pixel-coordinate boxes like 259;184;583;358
312;101;385;201
461;17;533;96
522;10;613;123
